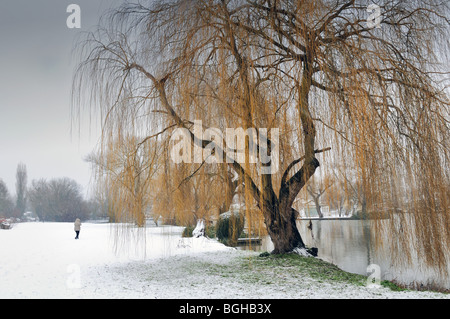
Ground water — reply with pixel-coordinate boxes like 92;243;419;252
240;219;450;291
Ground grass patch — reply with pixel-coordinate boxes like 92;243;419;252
253;252;406;291
140;251;447;296
162;251;409;293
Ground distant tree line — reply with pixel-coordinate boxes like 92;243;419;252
27;178;91;222
1;163;107;222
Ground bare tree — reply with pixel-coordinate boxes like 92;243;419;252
306;175;333;218
15;163;27;218
28;179;50;222
28;178;89;222
0;179;14;218
73;0;450;269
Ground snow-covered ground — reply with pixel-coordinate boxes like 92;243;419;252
0;222;448;299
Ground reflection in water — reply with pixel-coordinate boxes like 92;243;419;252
299;220;374;278
240;219;450;290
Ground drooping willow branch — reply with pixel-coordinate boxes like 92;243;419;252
126;62;263;203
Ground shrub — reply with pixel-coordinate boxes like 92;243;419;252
182;225;195;237
216;213;244;247
182;224;216;238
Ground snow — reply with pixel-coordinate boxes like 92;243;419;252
192;219;205;238
293;247;313;257
0;222;448;299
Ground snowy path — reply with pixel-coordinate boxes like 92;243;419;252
0;222;230;298
0;223;448;299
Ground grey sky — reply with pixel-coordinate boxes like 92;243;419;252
0;0;123;197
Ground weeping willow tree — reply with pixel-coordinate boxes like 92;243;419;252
73;0;449;274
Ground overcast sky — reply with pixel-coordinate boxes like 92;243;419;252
0;0;123;197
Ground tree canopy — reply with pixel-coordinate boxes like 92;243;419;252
73;0;450;272
28;178;89;222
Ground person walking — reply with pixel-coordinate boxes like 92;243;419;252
74;218;81;239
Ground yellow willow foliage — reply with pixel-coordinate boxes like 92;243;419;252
74;0;450;272
87;132;162;251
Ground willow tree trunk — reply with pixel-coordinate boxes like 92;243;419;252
267;54;319;254
265;157;320;254
264;206;306;254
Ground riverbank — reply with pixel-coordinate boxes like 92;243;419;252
57;249;449;298
0;223;448;299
